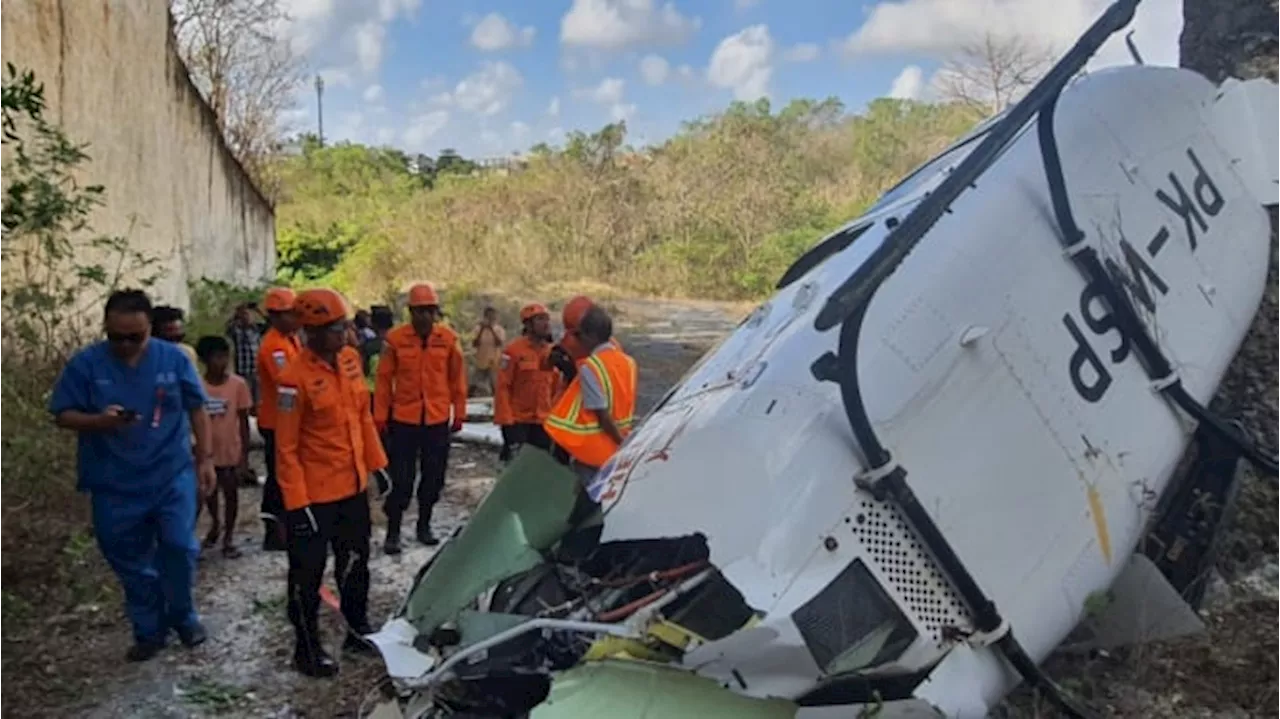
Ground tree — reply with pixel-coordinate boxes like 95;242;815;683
435;148;476;176
934;33;1056;116
170;0;305;196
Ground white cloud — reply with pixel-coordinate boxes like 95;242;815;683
440;61;525;116
363;84;385;103
839;0;1181;71
560;0;701;51
352;21;386;73
335;110;367;139
580;77;626;104
318;67;355;87
783;42;820;63
707;24;774;101
575;77;637;123
510;120;531;145
639;54;671;85
675;63;697;82
547;96;562;116
402;110;450;151
281;0;422;77
470;12;536;51
888;65;924;99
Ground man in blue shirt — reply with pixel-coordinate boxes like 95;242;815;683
49;289;218;662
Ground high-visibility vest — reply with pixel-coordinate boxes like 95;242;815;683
544;346;637;468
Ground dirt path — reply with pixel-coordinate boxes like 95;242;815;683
11;298;742;719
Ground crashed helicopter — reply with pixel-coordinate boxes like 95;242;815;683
362;1;1280;716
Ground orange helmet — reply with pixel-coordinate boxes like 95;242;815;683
408;282;440;307
562;295;593;330
263;287;296;312
520;303;549;322
294;288;350;327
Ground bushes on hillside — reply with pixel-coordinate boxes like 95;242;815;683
274;96;983;303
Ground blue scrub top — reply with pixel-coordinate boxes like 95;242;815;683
49;339;208;495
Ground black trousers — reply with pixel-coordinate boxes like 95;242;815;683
286;492;371;644
260;429;283;523
499;423;552;462
385;421;450;524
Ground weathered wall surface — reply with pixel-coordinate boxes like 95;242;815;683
1;0;275;311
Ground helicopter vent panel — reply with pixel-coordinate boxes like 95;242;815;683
853;499;974;643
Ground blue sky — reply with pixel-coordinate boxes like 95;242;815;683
280;0;1183;158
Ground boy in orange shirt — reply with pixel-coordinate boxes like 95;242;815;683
195;336;253;558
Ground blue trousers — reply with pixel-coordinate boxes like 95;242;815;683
91;469;200;644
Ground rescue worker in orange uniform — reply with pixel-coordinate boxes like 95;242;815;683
274;288;388;678
495;303;558;461
544;304;638;488
548;296;624;392
373;282;467;553
255;287;302;551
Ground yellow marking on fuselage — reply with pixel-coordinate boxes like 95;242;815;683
1086;483;1112;565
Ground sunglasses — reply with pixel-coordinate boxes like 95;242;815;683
107;331;147;345
320;320;350;335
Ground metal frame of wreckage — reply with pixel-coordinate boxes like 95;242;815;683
405;569;716;689
376;0;1280;716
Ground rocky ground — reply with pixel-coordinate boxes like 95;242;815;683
3;272;1275;718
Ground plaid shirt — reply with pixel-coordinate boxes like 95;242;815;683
227;322;262;379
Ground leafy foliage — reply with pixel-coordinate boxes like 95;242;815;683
0;65;152;639
185;276;273;341
274;139;424;284
273;96;982;303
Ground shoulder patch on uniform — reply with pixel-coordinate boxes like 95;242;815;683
278;386;298;412
272;349;287;368
500;353;511;370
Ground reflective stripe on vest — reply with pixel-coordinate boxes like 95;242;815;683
544;348;636;467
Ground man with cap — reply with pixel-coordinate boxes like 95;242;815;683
373;282;467;553
494;303;558;461
544;304;638;487
547;295;624;394
255;287;302;551
275;288;388;677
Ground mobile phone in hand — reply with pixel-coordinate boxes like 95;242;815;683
118;409;140;422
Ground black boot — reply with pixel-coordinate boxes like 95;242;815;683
293;636;339;678
125;640;164;662
262;520;287;552
416;508;438;546
342;623;377;655
384;515;403;556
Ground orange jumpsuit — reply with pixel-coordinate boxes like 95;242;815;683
495;335;558;459
274;344;387;644
255;326;301;529
372;323;466;531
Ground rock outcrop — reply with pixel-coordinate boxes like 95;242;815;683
1180;0;1279;82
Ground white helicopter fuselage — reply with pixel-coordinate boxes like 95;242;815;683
587;65;1276;716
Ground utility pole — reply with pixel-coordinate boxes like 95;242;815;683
315;74;325;147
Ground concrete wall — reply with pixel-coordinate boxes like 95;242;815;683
1;0;275;311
